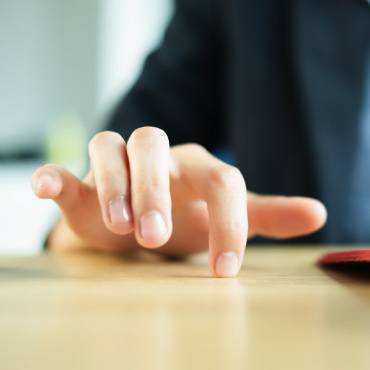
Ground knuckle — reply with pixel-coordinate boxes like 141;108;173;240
130;126;169;145
207;165;245;190
224;217;246;233
135;175;167;194
98;171;115;188
182;143;207;154
88;131;124;153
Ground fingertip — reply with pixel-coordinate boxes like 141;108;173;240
136;211;172;249
306;198;328;231
106;222;135;236
213;251;240;278
282;197;327;237
104;195;135;235
136;234;171;249
31;170;62;199
249;195;328;239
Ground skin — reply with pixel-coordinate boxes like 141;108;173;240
31;127;327;277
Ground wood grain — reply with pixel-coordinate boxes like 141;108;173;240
0;247;369;370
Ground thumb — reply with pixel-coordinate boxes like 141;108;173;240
247;193;327;239
31;164;135;252
31;164;93;214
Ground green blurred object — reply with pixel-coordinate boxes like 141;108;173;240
44;114;87;175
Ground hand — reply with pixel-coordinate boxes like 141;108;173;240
31;128;327;277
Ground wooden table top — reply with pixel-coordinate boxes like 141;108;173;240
0;247;369;370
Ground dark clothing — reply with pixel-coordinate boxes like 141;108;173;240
108;0;370;243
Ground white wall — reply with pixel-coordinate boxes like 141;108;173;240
0;0;173;155
0;0;100;155
96;0;173;127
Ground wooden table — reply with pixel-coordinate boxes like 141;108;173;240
0;247;369;370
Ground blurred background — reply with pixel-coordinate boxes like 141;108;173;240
0;0;173;254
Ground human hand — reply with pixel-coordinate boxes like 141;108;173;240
31;128;327;277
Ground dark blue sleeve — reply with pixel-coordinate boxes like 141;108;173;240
107;0;225;151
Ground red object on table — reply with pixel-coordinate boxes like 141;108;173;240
319;249;370;265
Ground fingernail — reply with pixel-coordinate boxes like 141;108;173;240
139;211;167;241
108;195;132;225
34;173;57;194
215;252;239;277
